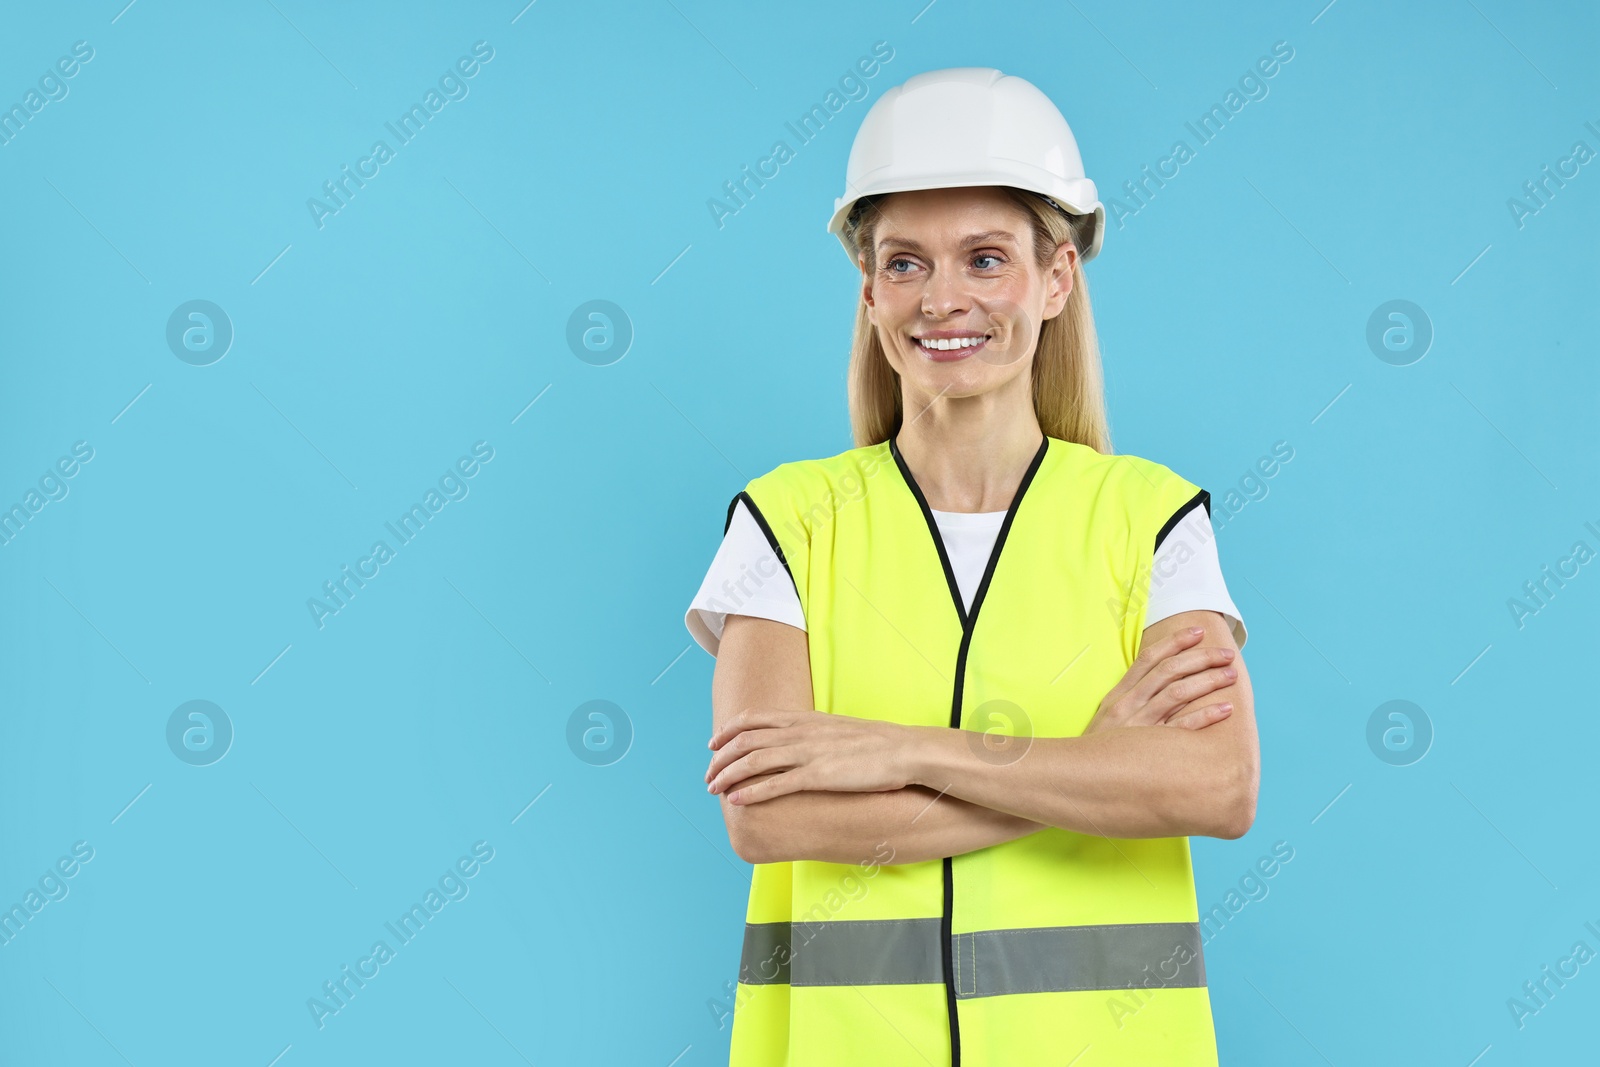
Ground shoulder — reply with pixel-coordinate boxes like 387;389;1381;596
1048;437;1201;497
740;441;892;534
1046;437;1209;542
749;440;892;492
726;442;890;595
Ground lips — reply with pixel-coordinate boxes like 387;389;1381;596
913;332;991;362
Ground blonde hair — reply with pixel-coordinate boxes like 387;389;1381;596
840;187;1111;453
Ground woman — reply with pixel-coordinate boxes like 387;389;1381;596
684;67;1257;1067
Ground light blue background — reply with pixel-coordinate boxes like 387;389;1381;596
2;1;1596;1064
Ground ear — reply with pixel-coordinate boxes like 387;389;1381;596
1042;240;1077;320
860;255;877;318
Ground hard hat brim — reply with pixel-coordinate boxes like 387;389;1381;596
827;179;1104;266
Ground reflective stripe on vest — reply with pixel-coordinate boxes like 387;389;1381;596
740;918;1206;996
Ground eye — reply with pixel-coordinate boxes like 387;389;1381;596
973;253;1002;269
885;256;916;274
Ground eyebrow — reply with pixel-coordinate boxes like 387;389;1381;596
876;230;1020;254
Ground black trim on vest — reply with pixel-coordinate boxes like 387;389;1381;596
941;853;956;1054
1155;487;1210;555
887;431;1051;1067
725;491;801;603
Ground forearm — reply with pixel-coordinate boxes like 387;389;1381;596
912;725;1255;840
725;772;1045;865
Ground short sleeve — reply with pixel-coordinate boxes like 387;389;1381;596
684;499;806;657
1144;503;1248;649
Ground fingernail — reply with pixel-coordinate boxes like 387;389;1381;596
1219;703;1233;712
1189;627;1203;635
1223;667;1237;679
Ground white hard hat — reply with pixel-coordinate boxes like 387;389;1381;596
827;67;1105;265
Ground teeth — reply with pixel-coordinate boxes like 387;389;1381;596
917;335;986;351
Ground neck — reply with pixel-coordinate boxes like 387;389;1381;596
893;393;1044;514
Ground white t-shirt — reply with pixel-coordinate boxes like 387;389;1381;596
685;498;1247;657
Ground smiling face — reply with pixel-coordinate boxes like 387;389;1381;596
859;186;1077;411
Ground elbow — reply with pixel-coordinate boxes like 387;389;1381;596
1215;794;1257;841
726;804;780;864
1211;752;1260;841
731;836;772;865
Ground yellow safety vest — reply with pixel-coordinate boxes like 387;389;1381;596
724;433;1219;1066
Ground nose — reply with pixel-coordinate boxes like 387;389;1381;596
920;268;970;319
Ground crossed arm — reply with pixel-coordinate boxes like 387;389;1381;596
709;608;1258;866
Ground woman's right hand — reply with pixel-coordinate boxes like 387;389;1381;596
1082;627;1236;734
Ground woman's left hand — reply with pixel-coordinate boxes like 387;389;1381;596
705;708;918;805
